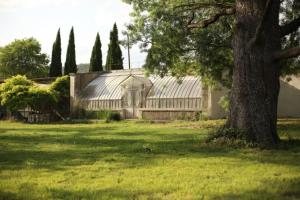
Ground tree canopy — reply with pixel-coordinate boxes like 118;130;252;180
64;27;77;75
280;0;300;75
49;29;63;77
90;33;103;72
0;38;49;79
124;0;299;87
106;23;124;70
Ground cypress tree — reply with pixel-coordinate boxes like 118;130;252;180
49;29;62;77
64;27;77;75
89;33;103;72
105;23;123;71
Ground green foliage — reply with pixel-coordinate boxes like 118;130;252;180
280;0;300;75
205;126;260;148
218;94;230;112
104;110;122;122
123;0;234;86
49;76;70;101
0;120;300;199
27;87;56;112
49;29;63;77
207;127;246;142
124;0;299;87
64;27;77;75
0;38;49;78
195;111;209;121
89;33;103;72
0;75;34;111
106;23;124;70
0;75;55;112
49;76;70;112
81;110;122;122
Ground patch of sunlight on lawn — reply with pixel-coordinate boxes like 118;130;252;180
0;120;299;199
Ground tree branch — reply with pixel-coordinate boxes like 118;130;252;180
280;17;300;37
174;3;234;11
274;47;300;60
187;8;235;29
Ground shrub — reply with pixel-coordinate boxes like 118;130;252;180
83;110;122;122
104;111;121;122
27;87;56;112
0;75;34;111
0;75;56;113
49;76;70;100
206;126;258;148
49;76;70;113
196;111;209;121
206;127;246;142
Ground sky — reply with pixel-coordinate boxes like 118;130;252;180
0;0;146;69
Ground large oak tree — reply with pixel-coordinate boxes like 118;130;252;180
124;0;300;147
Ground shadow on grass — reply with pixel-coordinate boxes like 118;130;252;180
0;123;300;171
0;190;18;200
48;187;173;200
212;177;300;200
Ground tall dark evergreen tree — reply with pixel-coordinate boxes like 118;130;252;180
49;29;62;77
64;27;77;75
89;33;103;72
105;23;123;70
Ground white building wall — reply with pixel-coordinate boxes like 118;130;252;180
278;76;300;118
207;75;300;119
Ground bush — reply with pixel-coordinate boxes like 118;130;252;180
82;110;122;122
104;111;121;122
0;75;34;111
196;111;209;121
49;76;70;113
206;126;258;148
206;127;246;142
27;87;56;112
0;75;56;113
49;76;70;101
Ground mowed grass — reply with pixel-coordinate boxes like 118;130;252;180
0;120;300;200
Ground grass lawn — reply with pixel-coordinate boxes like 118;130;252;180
0;120;300;200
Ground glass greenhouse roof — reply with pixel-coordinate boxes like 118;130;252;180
78;70;202;101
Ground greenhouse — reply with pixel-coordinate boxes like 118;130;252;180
70;69;300;120
70;69;214;120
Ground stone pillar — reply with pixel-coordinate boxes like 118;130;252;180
70;73;78;115
69;72;103;116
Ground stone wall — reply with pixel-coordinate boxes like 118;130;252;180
70;72;103;114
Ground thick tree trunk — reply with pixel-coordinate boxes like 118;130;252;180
227;0;281;146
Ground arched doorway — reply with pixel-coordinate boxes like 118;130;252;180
121;76;152;119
